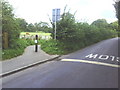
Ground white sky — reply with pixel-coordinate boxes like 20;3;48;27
7;0;117;24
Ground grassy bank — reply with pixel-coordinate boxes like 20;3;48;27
41;39;87;55
40;37;117;55
2;39;34;60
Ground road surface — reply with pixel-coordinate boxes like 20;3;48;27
2;38;120;88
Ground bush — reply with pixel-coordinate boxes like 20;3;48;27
41;39;86;55
2;39;34;60
2;48;24;60
26;39;34;45
41;39;65;55
38;39;47;45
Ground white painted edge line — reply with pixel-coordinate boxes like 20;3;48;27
61;59;120;68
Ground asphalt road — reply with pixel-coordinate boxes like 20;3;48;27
2;38;120;88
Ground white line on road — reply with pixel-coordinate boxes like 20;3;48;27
61;59;120;68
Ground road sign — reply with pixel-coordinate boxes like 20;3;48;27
52;9;60;23
52;8;60;40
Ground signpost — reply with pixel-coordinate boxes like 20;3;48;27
52;8;60;40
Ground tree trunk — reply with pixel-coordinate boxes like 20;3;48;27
2;32;8;49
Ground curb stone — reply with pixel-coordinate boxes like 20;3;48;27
0;55;61;78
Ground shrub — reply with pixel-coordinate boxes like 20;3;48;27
41;39;86;55
2;48;24;60
41;39;65;55
2;39;35;60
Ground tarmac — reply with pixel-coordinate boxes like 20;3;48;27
0;45;60;77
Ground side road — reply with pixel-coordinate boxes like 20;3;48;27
0;45;60;77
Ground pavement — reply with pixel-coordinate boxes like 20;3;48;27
0;45;60;77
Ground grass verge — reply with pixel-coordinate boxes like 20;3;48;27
40;39;85;55
2;39;34;60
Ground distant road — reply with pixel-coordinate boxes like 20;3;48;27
2;38;120;88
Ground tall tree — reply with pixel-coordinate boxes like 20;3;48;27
27;23;35;32
114;0;120;25
15;18;28;32
114;0;120;36
91;19;109;28
34;22;52;33
2;0;20;49
109;21;118;31
56;11;77;42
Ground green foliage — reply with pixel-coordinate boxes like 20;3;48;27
15;18;28;32
38;39;46;44
56;11;78;42
2;39;34;60
40;7;117;55
2;0;52;50
26;23;36;32
41;39;85;55
114;1;120;36
34;22;52;33
2;48;24;60
41;40;65;55
114;1;120;22
56;12;117;45
41;39;86;55
91;19;108;28
2;2;118;59
2;1;21;48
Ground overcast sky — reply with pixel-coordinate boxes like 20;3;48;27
7;0;117;24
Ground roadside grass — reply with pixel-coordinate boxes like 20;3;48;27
2;37;117;61
2;39;52;61
40;37;117;56
40;39;86;55
41;40;65;55
2;39;34;60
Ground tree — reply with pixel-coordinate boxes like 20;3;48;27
114;0;120;24
114;0;120;36
91;19;109;28
109;21;118;31
27;23;35;32
2;0;21;49
56;11;77;43
34;22;52;33
91;19;117;40
15;18;28;32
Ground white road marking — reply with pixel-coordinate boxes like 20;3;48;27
98;55;109;60
85;53;120;62
61;59;120;68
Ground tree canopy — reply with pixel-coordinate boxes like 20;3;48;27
52;7;117;48
114;0;120;36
